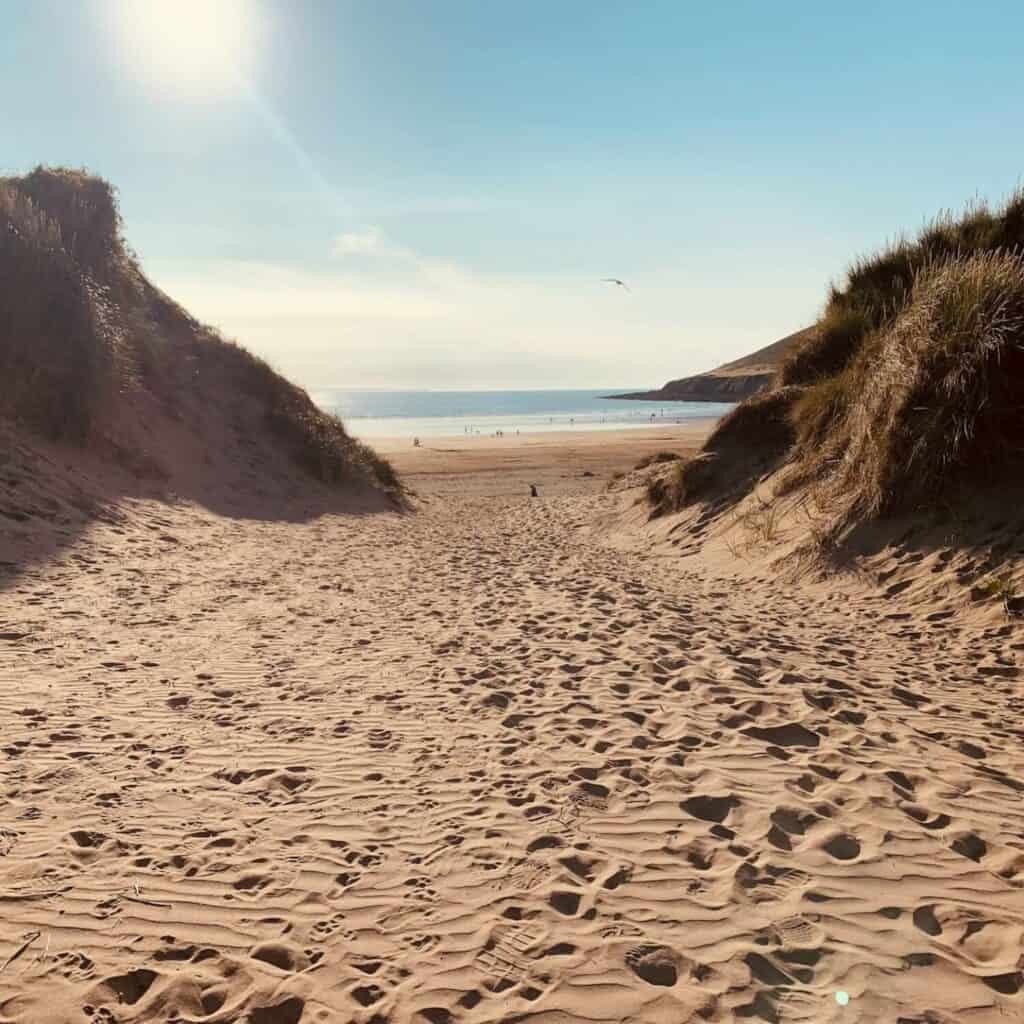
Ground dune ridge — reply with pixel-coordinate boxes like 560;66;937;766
0;167;399;579
635;191;1024;614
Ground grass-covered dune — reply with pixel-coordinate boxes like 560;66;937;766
650;190;1024;538
0;166;397;497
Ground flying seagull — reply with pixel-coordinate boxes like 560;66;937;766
601;277;631;292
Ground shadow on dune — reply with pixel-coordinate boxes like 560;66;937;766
820;494;1024;607
0;419;402;592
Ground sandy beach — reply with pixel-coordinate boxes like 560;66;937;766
372;423;716;497
1;425;1023;1024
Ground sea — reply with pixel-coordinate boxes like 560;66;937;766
311;388;735;440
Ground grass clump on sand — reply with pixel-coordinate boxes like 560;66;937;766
0;176;115;440
651;190;1024;535
793;251;1024;526
778;190;1024;389
0;165;399;496
647;388;798;517
973;573;1018;605
645;460;685;515
635;450;682;470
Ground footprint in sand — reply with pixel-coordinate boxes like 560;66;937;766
822;833;862;861
53;950;96;981
950;832;987;862
475;922;546;983
773;914;825;948
624;943;688;986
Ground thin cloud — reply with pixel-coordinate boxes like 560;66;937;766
331;226;421;266
331;226;388;258
329;227;468;288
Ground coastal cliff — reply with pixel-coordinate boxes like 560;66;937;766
609;327;812;402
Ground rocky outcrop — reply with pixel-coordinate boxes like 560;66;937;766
608;327;813;403
609;370;772;403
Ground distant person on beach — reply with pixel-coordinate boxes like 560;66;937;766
530;484;538;497
413;437;420;446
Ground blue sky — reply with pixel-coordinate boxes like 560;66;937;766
4;1;1024;388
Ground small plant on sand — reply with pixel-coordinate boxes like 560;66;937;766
723;533;747;561
736;495;781;547
974;573;1017;606
634;450;681;470
645;461;687;518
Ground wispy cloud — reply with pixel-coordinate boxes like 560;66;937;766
337;194;503;219
331;226;391;259
330;226;467;288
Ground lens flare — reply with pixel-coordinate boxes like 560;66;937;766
103;0;263;99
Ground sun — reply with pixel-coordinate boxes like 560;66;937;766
103;0;264;99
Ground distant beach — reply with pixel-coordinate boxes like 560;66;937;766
312;387;736;440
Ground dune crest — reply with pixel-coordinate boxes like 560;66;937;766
1;167;399;577
632;190;1024;615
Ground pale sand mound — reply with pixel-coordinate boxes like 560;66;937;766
1;449;1023;1023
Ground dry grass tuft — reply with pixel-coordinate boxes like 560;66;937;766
635;450;682;471
15;166;123;275
777;307;873;387
974;573;1017;603
794;251;1024;531
646;388;799;516
778;189;1024;393
645;460;686;517
0;179;113;440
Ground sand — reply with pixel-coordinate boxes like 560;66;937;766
1;425;1023;1024
368;424;715;497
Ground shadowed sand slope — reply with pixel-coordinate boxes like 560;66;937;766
2;476;1022;1023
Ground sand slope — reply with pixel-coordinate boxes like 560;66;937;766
2;466;1023;1023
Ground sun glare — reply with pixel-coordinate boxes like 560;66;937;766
104;0;262;99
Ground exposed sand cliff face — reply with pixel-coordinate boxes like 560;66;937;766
609;328;812;403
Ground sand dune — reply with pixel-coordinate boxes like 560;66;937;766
2;435;1023;1024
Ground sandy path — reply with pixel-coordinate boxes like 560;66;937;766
1;484;1023;1023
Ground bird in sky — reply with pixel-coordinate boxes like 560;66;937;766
601;277;631;292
